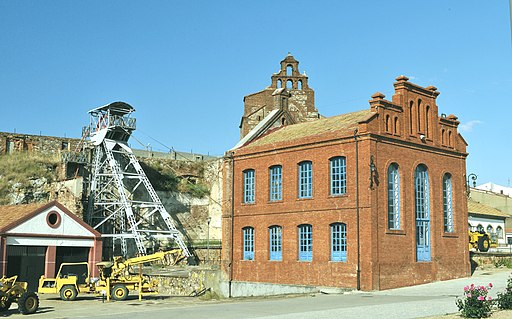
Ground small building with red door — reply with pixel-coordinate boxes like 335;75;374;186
0;201;102;290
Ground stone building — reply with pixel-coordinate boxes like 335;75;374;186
223;62;470;294
239;54;320;139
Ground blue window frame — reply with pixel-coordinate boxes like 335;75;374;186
330;157;346;196
269;226;282;261
269;166;282;201
331;223;347;262
243;227;254;260
387;163;401;229
443;173;454;233
415;164;431;262
298;224;312;261
243;169;255;203
298;161;312;198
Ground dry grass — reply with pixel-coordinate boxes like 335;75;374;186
0;152;59;204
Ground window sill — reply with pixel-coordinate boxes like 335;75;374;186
268;200;283;204
328;193;347;199
442;232;458;238
386;229;406;236
241;202;256;206
297;197;313;201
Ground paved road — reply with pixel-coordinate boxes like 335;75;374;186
13;268;512;319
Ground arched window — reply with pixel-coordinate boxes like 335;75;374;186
269;165;282;201
269;226;282;260
298;224;312;261
417;99;422;132
441;129;446;145
394;117;399;134
443;173;454;232
243;169;255;203
298;161;313;198
330;223;347;262
415;164;431;261
277;79;282;88
497;226;504;239
385;115;391;132
298;80;303;90
243;227;254;260
487;225;494;234
409;101;414;133
330;157;346;196
448;131;453;147
426;106;431;138
286;65;293;76
387;163;400;229
286;79;293;89
477;224;484;232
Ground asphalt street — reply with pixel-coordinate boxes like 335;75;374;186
10;268;512;319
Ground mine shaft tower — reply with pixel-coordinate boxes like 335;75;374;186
84;101;190;258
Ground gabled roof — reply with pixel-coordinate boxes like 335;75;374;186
468;199;510;218
0;203;42;231
242;109;374;149
0;201;101;237
232;108;295;150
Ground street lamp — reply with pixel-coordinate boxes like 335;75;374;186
466;173;478;197
206;216;212;263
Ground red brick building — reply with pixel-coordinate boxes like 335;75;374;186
223;57;470;293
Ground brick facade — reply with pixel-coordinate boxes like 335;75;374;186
223;67;470;291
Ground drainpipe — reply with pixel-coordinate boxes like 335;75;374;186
228;151;235;298
354;129;361;291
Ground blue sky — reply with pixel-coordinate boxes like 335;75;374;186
1;1;511;186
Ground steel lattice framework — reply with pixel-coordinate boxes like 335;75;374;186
85;102;190;258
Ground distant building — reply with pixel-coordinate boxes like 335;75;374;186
470;187;512;245
476;182;512;197
468;199;508;246
223;56;469;294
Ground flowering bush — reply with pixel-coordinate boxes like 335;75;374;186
456;283;493;318
496;274;512;309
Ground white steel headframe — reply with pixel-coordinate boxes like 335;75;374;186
85;102;191;258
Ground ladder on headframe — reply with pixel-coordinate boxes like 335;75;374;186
85;102;191;258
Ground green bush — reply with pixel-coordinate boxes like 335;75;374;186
496;274;512;309
456;283;493;318
494;258;512;269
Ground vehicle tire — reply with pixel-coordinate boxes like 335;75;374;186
0;290;11;312
18;292;39;315
60;285;78;301
478;236;490;252
112;285;129;301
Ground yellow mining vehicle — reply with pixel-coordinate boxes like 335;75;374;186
468;228;497;252
38;249;184;301
0;275;39;315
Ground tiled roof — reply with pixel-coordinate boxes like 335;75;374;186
244;109;374;148
0;203;44;230
468;200;510;218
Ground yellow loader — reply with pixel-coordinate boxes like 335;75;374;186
38;249;184;301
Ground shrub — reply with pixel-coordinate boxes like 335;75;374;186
456;283;493;318
496;274;512;309
494;258;512;269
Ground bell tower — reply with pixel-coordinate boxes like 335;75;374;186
239;54;319;139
